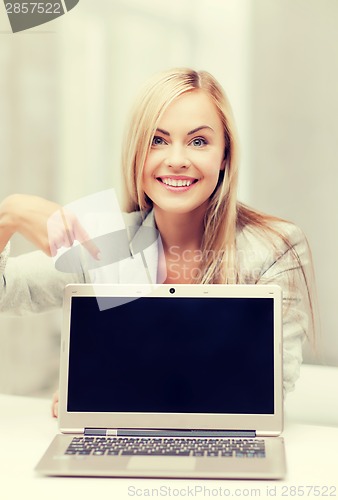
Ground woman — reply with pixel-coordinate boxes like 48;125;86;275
0;67;317;416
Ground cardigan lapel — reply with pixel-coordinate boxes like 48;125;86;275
118;210;162;284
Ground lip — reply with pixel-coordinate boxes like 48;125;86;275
156;176;199;193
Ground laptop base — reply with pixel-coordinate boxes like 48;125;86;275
35;434;286;479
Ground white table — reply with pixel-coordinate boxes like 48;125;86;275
1;388;338;500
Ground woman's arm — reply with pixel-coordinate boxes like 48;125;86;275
0;194;100;257
257;223;316;396
0;194;61;254
0;248;86;315
0;193;96;314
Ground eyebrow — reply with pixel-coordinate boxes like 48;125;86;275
156;125;214;136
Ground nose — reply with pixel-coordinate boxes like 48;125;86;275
164;145;191;169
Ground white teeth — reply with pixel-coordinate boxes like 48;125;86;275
162;178;193;187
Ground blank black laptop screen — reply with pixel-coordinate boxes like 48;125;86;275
67;296;275;414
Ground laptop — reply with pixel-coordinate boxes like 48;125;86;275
35;283;286;479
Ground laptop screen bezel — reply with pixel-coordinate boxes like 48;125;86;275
58;283;283;436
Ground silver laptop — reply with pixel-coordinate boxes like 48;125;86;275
35;283;286;479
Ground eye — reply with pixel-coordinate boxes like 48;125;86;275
152;136;167;146
190;137;208;147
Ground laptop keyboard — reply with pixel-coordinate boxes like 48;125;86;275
65;437;266;458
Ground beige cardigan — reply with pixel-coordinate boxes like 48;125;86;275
0;210;313;395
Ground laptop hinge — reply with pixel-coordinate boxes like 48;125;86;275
84;428;117;437
84;428;256;438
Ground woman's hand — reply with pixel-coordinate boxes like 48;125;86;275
51;389;59;418
0;194;99;258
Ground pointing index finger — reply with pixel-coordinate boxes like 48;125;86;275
73;220;101;260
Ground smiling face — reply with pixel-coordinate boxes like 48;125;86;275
142;90;226;217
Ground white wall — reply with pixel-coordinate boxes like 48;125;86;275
248;0;338;365
54;0;252;204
